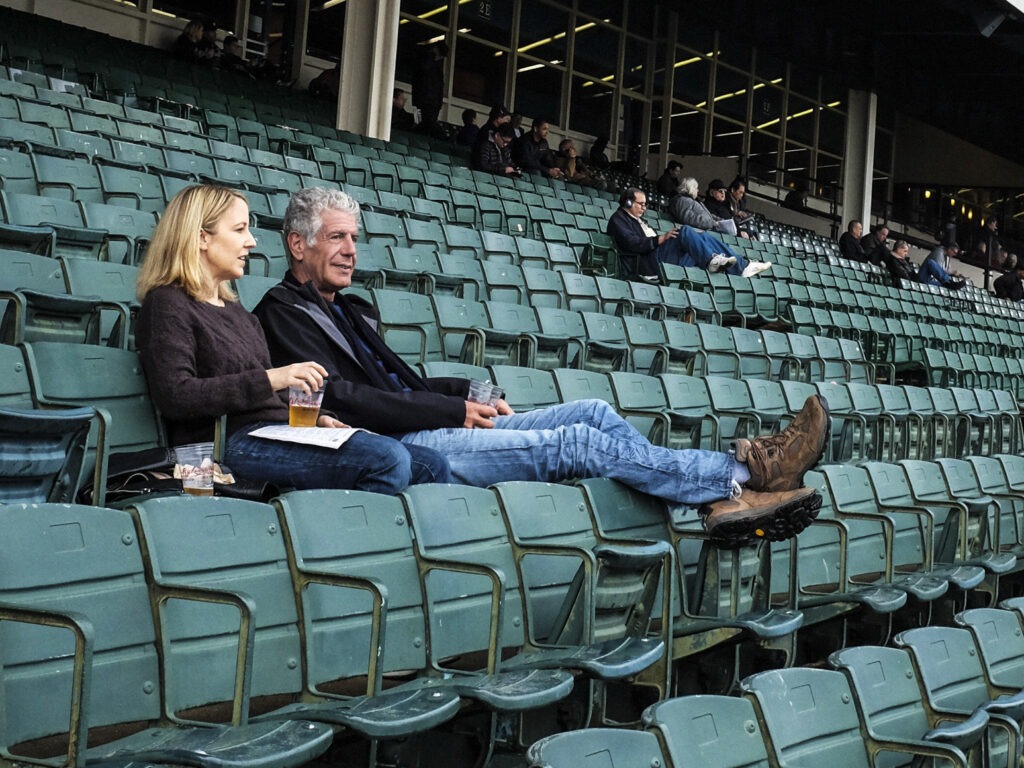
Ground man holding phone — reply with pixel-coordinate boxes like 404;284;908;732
606;187;772;279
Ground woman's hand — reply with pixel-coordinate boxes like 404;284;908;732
267;362;328;393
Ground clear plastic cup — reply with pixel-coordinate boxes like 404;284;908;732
174;442;215;496
289;386;325;427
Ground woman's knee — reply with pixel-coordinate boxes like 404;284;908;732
348;434;414;494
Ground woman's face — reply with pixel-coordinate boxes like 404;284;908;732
199;197;256;284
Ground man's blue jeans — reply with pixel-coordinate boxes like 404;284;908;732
398;399;735;505
918;257;953;287
226;424;452;494
654;226;749;275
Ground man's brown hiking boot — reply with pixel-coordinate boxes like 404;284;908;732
700;487;822;547
734;395;829;493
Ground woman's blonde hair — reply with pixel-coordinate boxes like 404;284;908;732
137;184;248;302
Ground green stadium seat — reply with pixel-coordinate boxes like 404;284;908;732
527;728;665;768
275;489;573;717
0;502;335;768
829;644;990;766
642;695;773;768
0;404;95;503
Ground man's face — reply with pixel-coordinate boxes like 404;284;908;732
226;39;243;57
710;187;726;202
851;222;863;238
731;183;745;200
628;194;648;217
533;122;549;140
394;91;406;109
670;165;682;179
878;226;889;241
288;208;359;299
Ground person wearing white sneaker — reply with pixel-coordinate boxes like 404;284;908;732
608;187;769;279
742;261;772;278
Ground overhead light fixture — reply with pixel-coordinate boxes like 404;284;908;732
924;190;931;199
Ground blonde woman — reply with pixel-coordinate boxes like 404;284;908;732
135;184;450;492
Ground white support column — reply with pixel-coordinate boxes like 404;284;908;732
336;0;401;140
841;88;877;225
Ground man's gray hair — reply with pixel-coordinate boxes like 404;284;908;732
282;187;360;254
680;176;700;198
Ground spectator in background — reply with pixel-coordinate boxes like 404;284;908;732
412;41;447;138
918;243;965;290
196;20;221;64
513;118;563;179
455;108;478;145
510;112;524;139
589;134;611;169
782;186;809;212
172;19;206;63
704;179;732;219
669;177;736;236
860;223;890;266
882;240;917;287
472;124;519;178
607;187;771;280
554;139;605;190
309;63;340;101
471;104;511;168
994;260;1024;302
656;160;684;197
219;35;253;78
727;177;755;225
839;220;867;262
391;88;416;131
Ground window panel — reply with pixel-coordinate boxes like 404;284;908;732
459;0;512;47
712;65;749;121
400;0;450;29
818;105;846;155
579;0;623;27
672;52;710;106
711;116;744;157
622;35;648;92
573;22;619;80
669;107;705;156
452;36;506;106
515;63;563;126
570;74;614;137
785;94;816;145
153;0;236;25
518;2;568;62
751;82;783;131
749;130;780;182
397;18;449;85
306;4;345;60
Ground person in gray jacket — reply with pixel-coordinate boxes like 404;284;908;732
669;177;737;236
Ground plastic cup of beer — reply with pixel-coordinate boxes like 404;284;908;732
174;442;215;496
289;385;324;427
467;379;494;405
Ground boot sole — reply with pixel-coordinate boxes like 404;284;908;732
701;491;823;548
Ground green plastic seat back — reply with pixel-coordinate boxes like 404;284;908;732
895;626;991;713
0;503;161;745
526;728;665;768
742;667;872;767
401;484;528;658
644;695;771;768
957;607;1024;689
131;497;303;709
0;405;93;503
275;489;428;677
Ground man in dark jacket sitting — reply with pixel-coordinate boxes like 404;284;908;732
252;187;828;548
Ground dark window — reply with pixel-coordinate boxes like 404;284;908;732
153;0;237;28
305;3;346;61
